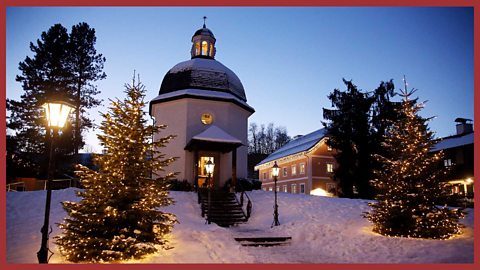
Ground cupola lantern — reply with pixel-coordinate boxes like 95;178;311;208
191;16;216;59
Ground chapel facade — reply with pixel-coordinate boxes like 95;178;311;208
149;22;254;189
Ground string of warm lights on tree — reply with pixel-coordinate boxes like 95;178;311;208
365;84;465;240
55;76;178;262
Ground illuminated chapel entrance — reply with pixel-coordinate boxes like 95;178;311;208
197;154;220;189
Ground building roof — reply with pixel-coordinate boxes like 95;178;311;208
256;128;328;166
150;88;254;114
159;58;247;102
193;27;215;40
431;132;474;152
185;125;243;153
191;125;243;144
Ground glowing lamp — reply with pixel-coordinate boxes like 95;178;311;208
205;159;215;175
466;178;473;184
42;101;74;128
272;161;280;178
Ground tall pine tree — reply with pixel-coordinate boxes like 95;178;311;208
68;22;106;155
7;22;105;177
56;76;177;262
323;79;374;198
365;85;464;239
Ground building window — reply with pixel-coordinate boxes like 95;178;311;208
300;163;305;174
263;172;267;180
195;42;200;55
300;183;305;194
292;184;297;194
276;186;280;192
269;187;273;191
327;145;333;151
201;41;208;55
283;167;288;177
444;159;453;167
263;187;267;191
327;163;334;173
291;165;297;176
283;185;288;192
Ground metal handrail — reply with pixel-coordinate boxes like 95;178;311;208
235;181;252;220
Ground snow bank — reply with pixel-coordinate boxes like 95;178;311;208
6;188;473;263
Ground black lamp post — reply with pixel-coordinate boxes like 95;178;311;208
272;161;280;227
205;158;215;224
37;101;74;264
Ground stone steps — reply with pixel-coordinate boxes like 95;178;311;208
234;236;292;247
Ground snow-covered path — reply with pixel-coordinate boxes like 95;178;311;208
6;189;474;264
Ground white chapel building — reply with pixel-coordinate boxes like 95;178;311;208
149;22;255;189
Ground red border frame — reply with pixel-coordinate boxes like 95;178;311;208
1;1;478;270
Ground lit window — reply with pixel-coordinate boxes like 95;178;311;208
209;44;213;56
283;185;288;192
300;163;305;174
283;167;288;177
444;159;453;167
327;145;333;151
291;165;297;176
195;42;200;55
269;187;273;191
292;184;297;194
201;41;208;55
263;187;267;191
300;183;305;194
327;163;334;173
276;186;280;192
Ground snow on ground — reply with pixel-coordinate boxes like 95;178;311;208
6;188;474;264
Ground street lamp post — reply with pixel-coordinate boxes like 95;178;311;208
272;161;280;227
37;101;74;264
205;158;215;224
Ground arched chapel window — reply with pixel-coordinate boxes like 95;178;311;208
201;41;208;56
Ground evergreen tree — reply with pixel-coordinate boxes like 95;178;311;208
323;79;374;198
365;86;464;239
68;22;106;155
7;22;105;177
7;24;73;177
56;77;178;262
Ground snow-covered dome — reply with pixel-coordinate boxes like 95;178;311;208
159;58;246;102
159;21;247;102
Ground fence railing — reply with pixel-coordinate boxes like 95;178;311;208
6;178;81;192
6;182;26;192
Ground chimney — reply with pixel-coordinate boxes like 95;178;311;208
454;118;473;135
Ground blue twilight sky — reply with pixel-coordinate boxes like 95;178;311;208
6;7;474;153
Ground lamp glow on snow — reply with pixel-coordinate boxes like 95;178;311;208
42;101;75;128
271;161;280;227
37;100;74;264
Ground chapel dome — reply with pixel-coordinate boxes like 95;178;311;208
158;58;247;102
158;21;246;102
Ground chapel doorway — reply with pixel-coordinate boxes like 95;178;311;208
197;155;220;190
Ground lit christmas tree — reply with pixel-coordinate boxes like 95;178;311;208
365;81;465;239
56;76;178;262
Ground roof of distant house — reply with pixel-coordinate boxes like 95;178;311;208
256;128;327;166
431;132;474;152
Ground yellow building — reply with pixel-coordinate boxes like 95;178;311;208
255;128;337;196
